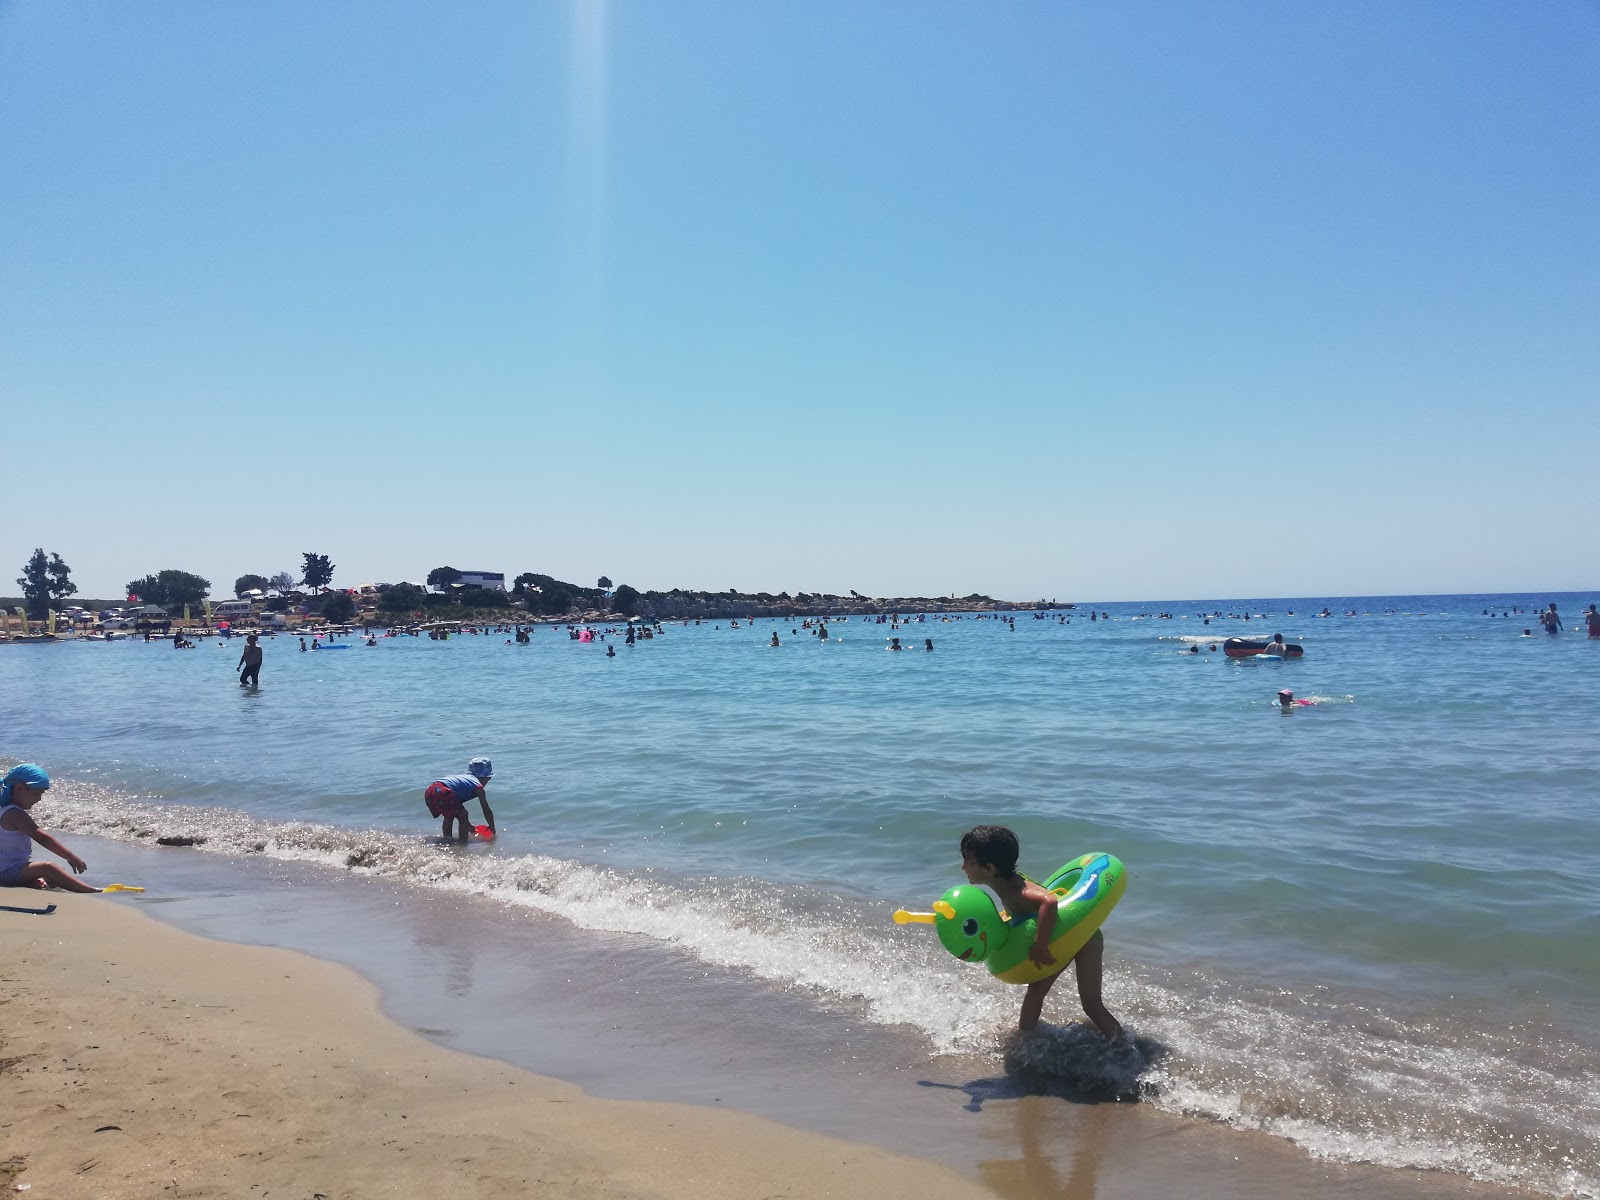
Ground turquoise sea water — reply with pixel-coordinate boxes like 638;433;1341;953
3;593;1597;1197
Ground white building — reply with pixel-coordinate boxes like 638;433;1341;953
457;571;506;592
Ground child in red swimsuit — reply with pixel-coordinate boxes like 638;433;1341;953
424;758;496;841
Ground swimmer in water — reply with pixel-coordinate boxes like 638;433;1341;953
889;637;902;651
770;632;780;647
924;638;933;651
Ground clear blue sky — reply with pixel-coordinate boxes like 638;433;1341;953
3;2;1596;602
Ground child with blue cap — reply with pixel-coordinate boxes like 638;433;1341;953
0;764;101;892
423;757;497;842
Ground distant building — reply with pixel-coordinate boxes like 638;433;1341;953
457;571;506;592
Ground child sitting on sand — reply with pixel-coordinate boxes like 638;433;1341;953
960;825;1122;1040
0;764;101;893
424;758;496;842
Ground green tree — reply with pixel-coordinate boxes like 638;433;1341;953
162;570;210;608
270;571;297;596
510;571;581;614
301;552;334;592
17;548;77;620
611;584;640;615
380;582;426;613
597;576;613;590
533;581;577;615
126;575;164;605
126;570;211;609
321;591;356;623
427;566;462;592
234;573;272;597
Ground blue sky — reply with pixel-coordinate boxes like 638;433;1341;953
3;2;1596;602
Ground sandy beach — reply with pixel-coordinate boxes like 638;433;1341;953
1;896;990;1199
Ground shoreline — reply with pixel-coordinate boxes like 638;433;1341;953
2;840;1543;1200
2;895;991;1199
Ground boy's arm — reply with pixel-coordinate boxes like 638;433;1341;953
1027;891;1059;967
476;788;496;834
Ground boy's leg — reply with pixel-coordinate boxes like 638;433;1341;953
1072;930;1124;1042
21;863;100;894
1019;970;1062;1031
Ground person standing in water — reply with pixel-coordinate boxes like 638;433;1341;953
423;758;496;842
1586;604;1600;639
236;633;263;687
1542;604;1563;634
959;825;1122;1039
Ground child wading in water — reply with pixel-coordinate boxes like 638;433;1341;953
424;758;496;841
960;825;1123;1040
0;764;101;892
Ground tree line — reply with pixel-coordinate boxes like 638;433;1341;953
16;548;1016;624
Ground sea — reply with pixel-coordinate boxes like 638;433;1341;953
3;592;1596;1198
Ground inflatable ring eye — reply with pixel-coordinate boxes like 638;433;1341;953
962;918;979;937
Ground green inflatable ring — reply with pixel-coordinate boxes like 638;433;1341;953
896;852;1127;985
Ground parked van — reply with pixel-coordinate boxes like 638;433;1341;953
213;599;255;620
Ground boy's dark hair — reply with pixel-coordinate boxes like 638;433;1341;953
960;825;1020;876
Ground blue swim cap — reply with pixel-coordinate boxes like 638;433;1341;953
468;757;493;780
1;763;51;803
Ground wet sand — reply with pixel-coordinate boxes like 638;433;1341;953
2;895;992;1199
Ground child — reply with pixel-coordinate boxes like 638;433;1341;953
424;758;496;841
959;825;1122;1040
0;764;101;893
